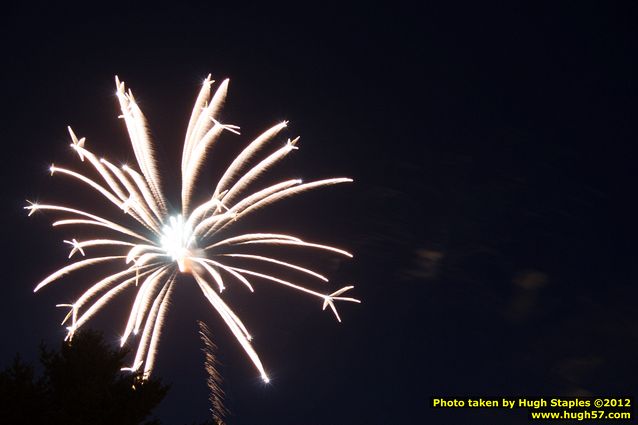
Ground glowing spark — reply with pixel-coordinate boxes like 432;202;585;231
27;75;359;383
63;238;85;258
68;126;86;161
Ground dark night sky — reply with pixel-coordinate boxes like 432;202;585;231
2;2;637;424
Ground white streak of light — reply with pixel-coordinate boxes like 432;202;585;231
220;253;329;282
34;256;126;292
193;271;268;382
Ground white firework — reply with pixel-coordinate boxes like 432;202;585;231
26;75;359;383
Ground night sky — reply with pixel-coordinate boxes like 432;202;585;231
2;3;637;424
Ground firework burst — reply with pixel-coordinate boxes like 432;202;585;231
26;75;359;383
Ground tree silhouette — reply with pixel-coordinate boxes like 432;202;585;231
0;330;168;425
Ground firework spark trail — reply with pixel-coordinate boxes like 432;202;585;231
198;320;228;425
100;158;161;229
213;121;289;201
142;273;176;377
218;136;299;209
26;75;360;383
219;253;329;282
115;76;165;214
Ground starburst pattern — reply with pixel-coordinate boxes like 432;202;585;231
26;75;359;382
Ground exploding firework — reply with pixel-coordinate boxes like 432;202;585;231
26;75;359;383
